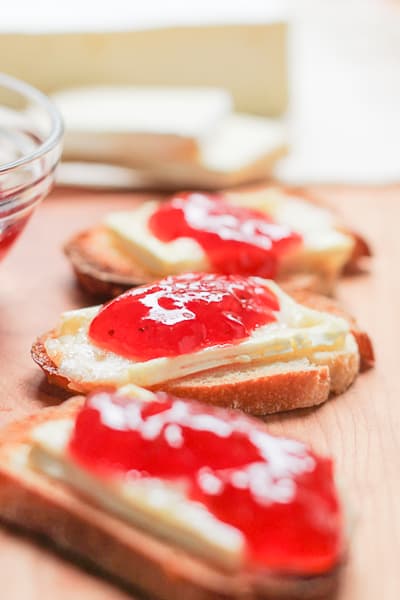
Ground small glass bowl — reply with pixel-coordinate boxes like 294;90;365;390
0;73;63;260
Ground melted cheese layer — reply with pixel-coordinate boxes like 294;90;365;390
44;281;350;390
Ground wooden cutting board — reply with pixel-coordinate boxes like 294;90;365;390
0;185;398;600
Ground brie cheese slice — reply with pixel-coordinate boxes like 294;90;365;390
28;419;245;571
227;188;354;269
105;201;209;277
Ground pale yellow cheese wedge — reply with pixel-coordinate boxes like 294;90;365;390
28;417;245;571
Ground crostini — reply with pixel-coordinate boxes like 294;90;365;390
32;273;374;414
0;385;345;599
65;187;371;299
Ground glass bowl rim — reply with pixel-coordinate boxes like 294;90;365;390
0;72;64;175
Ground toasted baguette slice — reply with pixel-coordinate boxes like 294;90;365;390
64;187;370;300
31;288;374;415
0;397;342;600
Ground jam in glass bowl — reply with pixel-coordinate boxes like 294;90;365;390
0;73;63;260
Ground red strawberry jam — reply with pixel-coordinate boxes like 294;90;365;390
148;192;302;278
88;273;280;361
69;390;342;574
0;213;31;261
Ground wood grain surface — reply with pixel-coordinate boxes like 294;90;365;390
0;185;398;599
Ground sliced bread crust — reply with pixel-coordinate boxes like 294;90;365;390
157;344;358;415
0;400;342;600
31;292;374;414
155;361;332;415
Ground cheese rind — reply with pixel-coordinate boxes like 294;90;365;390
44;281;351;389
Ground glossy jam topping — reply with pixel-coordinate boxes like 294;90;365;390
148;192;302;278
69;391;342;574
88;273;280;361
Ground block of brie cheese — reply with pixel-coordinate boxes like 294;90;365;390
52;85;288;189
139;114;288;188
53;86;233;165
0;20;287;117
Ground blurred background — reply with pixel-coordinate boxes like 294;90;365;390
2;0;400;188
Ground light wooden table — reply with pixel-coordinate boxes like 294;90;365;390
0;185;398;599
